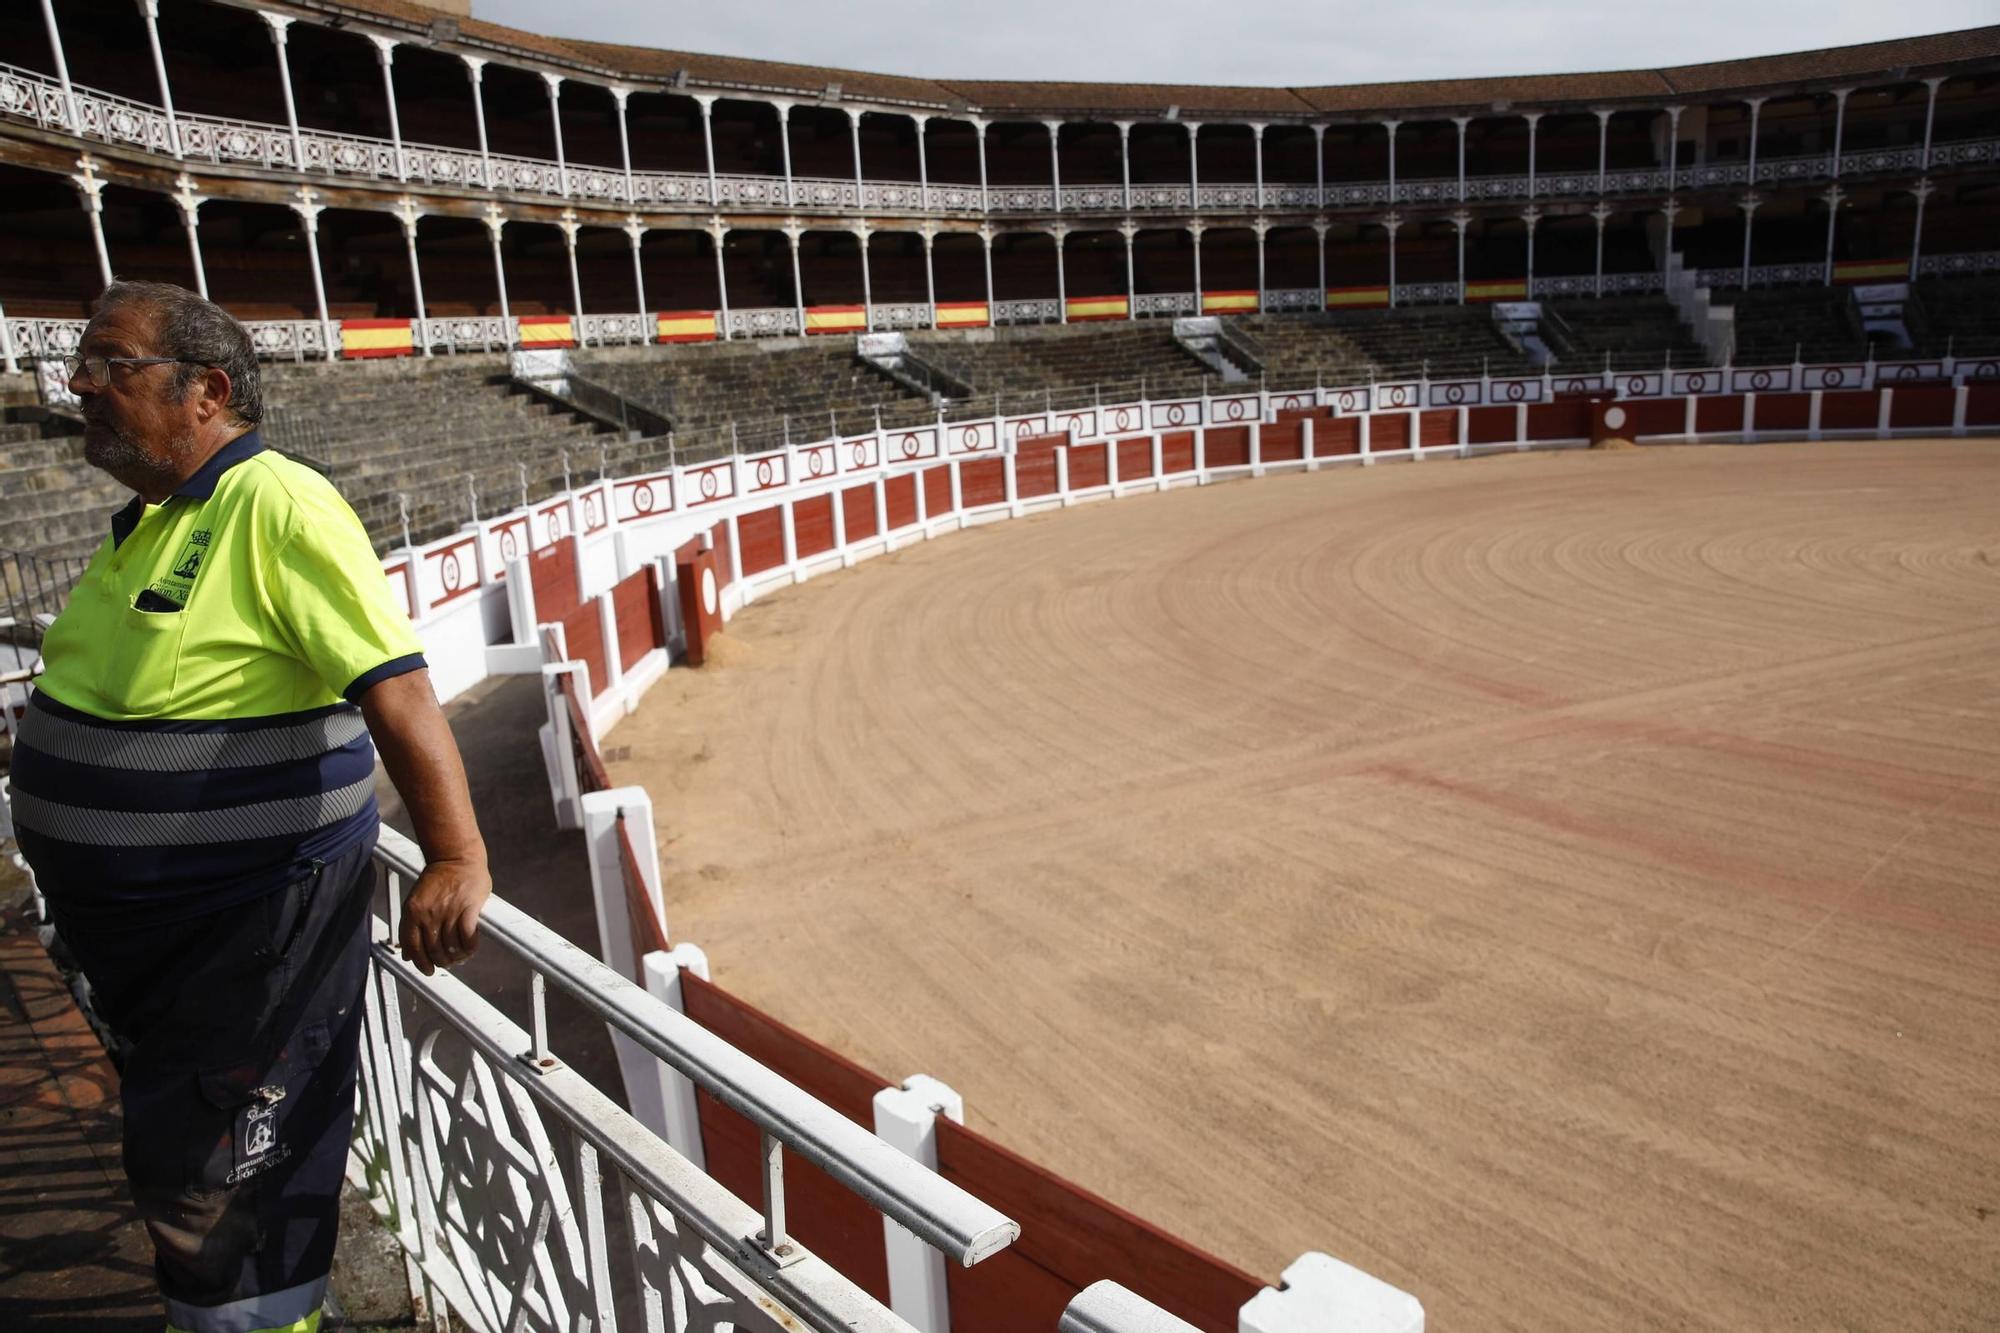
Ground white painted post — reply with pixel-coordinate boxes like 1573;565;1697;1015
695;96;719;205
1249;420;1264;477
1193;425;1208;480
1359;413;1373;464
873;1076;965;1333
780;496;798;569
370;37;406;181
1055;445;1071;505
830;472;849;563
1303;416;1318;471
913;464;929;527
137;0;181;156
539;661;586;830
725;512;744;584
872;475;889;542
1743;392;1759;441
1514;402;1529;448
261;14;307;170
579;789;673;1115
1456;405;1470;457
639;945;711;1169
1683;393;1699;438
1239;1252;1425;1333
1808;389;1823;440
1877;387;1894;436
597;593;624;693
1004;450;1021;517
505;554;539;644
1407;407;1423;460
949;459;964;525
1150;432;1164;488
1953;385;1968;437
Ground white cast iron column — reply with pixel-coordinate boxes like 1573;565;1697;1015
72;155;112;287
708;216;731;338
696;95;719;205
1252;122;1266;209
1052;223;1067;321
1907;177;1932;280
484;202;513;344
856;222;873;329
463;56;494;189
544;73;570;197
173;172;208;298
1452;208;1469;303
1738;191;1759;288
39;0;80;136
559;208;586;343
137;0;182;157
1820;184;1843;285
1384;211;1401;307
979;224;995;311
371;36;406;181
1525;110;1541;198
1120;220;1137;311
776;102;796;207
394;196;429;355
1117;121;1133;212
784;219;806;330
613;86;636;204
291;186;332;353
1046;119;1064;211
1454;116;1470;202
624;216;647;320
848;107;866;205
914;113;931;210
262;14;307;170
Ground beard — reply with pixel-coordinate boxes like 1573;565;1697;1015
83;412;193;495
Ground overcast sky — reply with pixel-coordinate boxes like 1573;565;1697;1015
475;1;1994;87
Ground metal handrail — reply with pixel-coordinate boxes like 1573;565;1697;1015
372;825;1019;1268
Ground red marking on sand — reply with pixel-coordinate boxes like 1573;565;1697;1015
1360;762;2000;947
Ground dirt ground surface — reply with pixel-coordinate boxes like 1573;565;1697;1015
606;439;2000;1333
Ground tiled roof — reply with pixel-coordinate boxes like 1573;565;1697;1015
294;5;2000;119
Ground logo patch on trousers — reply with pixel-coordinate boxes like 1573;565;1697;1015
226;1091;292;1184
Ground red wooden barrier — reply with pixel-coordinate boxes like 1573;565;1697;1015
679;975;892;1302
1260;420;1304;461
1115;436;1154;480
961;457;1007;507
1370;414;1410;452
1465;405;1515;445
793;494;836;558
736;507;784;575
841;484;879;544
1621;398;1688;436
1890;384;1955;429
1313;416;1361;455
1525;399;1590;440
1015;449;1058;499
561;598;607;697
1159;431;1196;474
530;534;582;622
1419;410;1457;449
1756;392;1811;431
1821;389;1880;430
610;566;665;673
936;1119;1261;1333
1205;426;1250;469
709;520;736;590
1067;443;1110;489
924;464;955;518
884;473;919;529
1695;395;1744;432
1968;384;2000;426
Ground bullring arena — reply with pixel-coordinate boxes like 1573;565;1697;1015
617;439;2000;1332
4;1;2000;1330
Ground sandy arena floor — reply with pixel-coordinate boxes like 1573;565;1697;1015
605;439;2000;1333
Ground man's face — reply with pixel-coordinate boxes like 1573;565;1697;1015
73;303;200;489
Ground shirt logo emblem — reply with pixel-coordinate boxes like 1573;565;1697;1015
148;528;213;609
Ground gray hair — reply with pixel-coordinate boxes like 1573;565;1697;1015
94;280;263;427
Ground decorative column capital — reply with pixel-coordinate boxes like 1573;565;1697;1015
1311;217;1330;236
1449;208;1471;229
1381;211;1404;233
1593;106;1612;123
971;117;987;136
1911;176;1935;199
1312;123;1327;140
1187;219;1205;238
259;11;293;41
1117;220;1139;240
1049;221;1069;244
1744;94;1768;110
780;218;805;243
1738;190;1762;213
1665;103;1685;122
367;33;398;63
1381;118;1401;136
622;214;647;243
918;220;938;243
704;213;729;240
1043;118;1063;134
692;92;717;112
557;207;582;245
391;194;424;236
481;200;507;240
290;185;324;229
1660;196;1682;219
70;154;106;209
1590;202;1613;222
1831;86;1853;104
1822;183;1845;207
1251;217;1270;236
1114;120;1133;137
976;222;995;243
1518;204;1539;229
773;99;793;122
1523;109;1544;125
851;220;873;240
609;85;632;108
1250;122;1266;138
171;172;207;222
1922;75;1947;91
1451;115;1472;129
846;106;864;126
461;54;486;80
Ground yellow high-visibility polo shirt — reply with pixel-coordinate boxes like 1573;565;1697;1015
10;432;427;926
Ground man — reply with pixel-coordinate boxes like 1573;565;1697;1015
8;281;491;1333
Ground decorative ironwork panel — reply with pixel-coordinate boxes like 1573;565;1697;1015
725;307;801;339
1263;288;1322;313
870;303;933;331
1268;184;1322;208
625;1185;798;1333
1604;168;1669;194
1919;249;2000;276
1753;151;1832;185
863;180;928;212
1326;181;1392;207
580;313;650;347
992;298;1060;325
1931;138;2000;170
1683;162;1751;189
1394;178;1454;206
492;152;565;199
1536;171;1600;199
1129;184;1194;210
1133;292;1196;318
1464;173;1530;201
989;186;1056;212
791;176;860;210
714;174;787;208
1058;185;1124;211
630;171;713;206
1392;283;1457;306
1743;262;1822;288
8;318;85;362
927;184;985;213
1196;183;1259;210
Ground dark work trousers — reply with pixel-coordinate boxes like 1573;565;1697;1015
49;832;377;1333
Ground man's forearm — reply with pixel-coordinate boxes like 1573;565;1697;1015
359;669;486;867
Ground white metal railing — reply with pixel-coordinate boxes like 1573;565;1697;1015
993;298;1062;324
1133;292;1198;318
357;824;1016;1333
725;306;803;339
1528;272;1668;298
5;62;1998;220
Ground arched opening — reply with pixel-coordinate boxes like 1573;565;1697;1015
990;231;1058;301
720;229;796;311
636;227;722;312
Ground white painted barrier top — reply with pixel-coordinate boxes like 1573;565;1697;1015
372;825;1020;1268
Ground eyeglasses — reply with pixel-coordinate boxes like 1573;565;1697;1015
63;355;210;389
